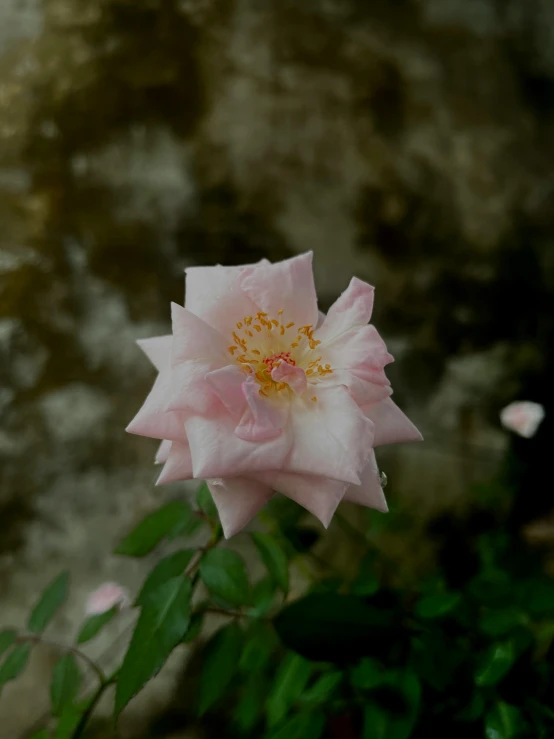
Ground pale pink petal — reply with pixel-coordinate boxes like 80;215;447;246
170;303;227;366
328;369;393;407
500;401;545;438
235;376;288;442
184;411;292;479
185;263;263;334
316;277;374;341
137;335;172;372
205;365;247;419
156;440;193;485
126;373;186;440
208;476;274;538
166;361;222;416
253;470;348;527
363;398;423;447
271;361;307;395
155;439;172;464
85;583;130;616
285;386;374;484
343;451;388;511
239;252;318;327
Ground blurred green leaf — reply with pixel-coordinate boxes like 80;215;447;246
200;549;250;608
267;712;325;739
251;532;289;593
457;692;485;722
239;622;277;673
249;576;278;617
362;669;421;739
196;482;218;518
182;609;204;643
479;608;527;638
0;629;17;659
198;622;243;715
54;705;81;739
524;581;554;616
234;671;269;733
267;653;313;727
415;592;461;620
76;606;118;644
0;643;31;687
29;730;49;739
115;501;194;557
115;575;191;716
350;658;384;691
28;572;69;634
300;671;343;705
485;702;524;738
274;594;394;663
475;642;516;686
135;549;194;606
282;525;321;553
351;553;380;596
50;654;82;716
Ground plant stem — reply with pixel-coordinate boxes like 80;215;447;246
16;634;107;685
70;671;117;739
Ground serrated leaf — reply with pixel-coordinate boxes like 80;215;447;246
415;592;461;619
0;643;31;687
267;712;326;739
251;532;289;593
28;572;69;634
475;642;516;687
274;593;395;663
0;629;17;659
196;482;218;518
267;653;312;727
115;501;194;557
135;549;194;606
115;575;192;716
485;701;524;738
50;654;82;715
77;606;118;644
200;549;250;608
198;622;243;715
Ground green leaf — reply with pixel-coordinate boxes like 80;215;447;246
54;705;81;739
115;575;192;716
196;482;218;518
0;643;31;687
28;572;69;634
200;549;250;608
182;609;204;643
485;702;524;738
234;671;269;733
267;712;326;739
350;658;384;691
76;606;118;644
479;608;527;638
115;501;194;557
300;671;343;705
267;653;312;727
239;622;277;673
274;593;395;663
457;692;485;721
0;629;17;659
29;730;49;739
362;669;421;739
198;622;243;715
415;592;461;619
50;654;82;715
475;642;516;687
135;549;194;606
251;532;289;593
351;553;380;596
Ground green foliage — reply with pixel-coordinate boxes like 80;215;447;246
200;548;250;607
76;606;118;644
0;628;17;658
198;622;243;715
196;482;218;519
0;642;31;690
28;572;69;634
115;574;192;716
267;712;326;739
251;532;289;593
115;500;195;557
50;654;82;716
135;549;194;605
267;653;312;727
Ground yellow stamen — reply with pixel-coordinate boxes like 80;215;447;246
236;322;243;329
245;316;253;325
277;382;287;391
306;369;314;375
246;330;253;337
252;349;261;355
291;342;299;348
254;324;262;332
285;322;294;329
278;308;284;315
271;319;279;327
228;346;238;354
280;325;285;335
312;396;317;402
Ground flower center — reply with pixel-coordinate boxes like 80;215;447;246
227;311;333;398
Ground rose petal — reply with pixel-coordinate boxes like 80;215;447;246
170;303;227;366
208;476;274;538
155;439;172;464
271;361;307;395
85;583;130;616
156;440;194;485
137;335;172;372
253;470;348;527
316;277;374;341
240;252;318;327
205;365;248;419
500;401;545;438
235;375;289;442
364;398;423;447
343;451;388;511
126;372;186;440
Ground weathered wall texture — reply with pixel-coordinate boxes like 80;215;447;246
1;0;554;735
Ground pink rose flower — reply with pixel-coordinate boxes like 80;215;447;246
500;401;545;439
127;253;422;537
85;582;130;616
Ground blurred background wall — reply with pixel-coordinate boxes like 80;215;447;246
1;0;553;735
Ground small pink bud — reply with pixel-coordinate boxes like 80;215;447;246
85;582;131;616
500;401;545;439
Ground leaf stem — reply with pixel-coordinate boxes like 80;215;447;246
16;633;107;685
70;670;118;739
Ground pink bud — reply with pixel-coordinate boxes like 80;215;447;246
500;401;545;439
85;582;131;616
